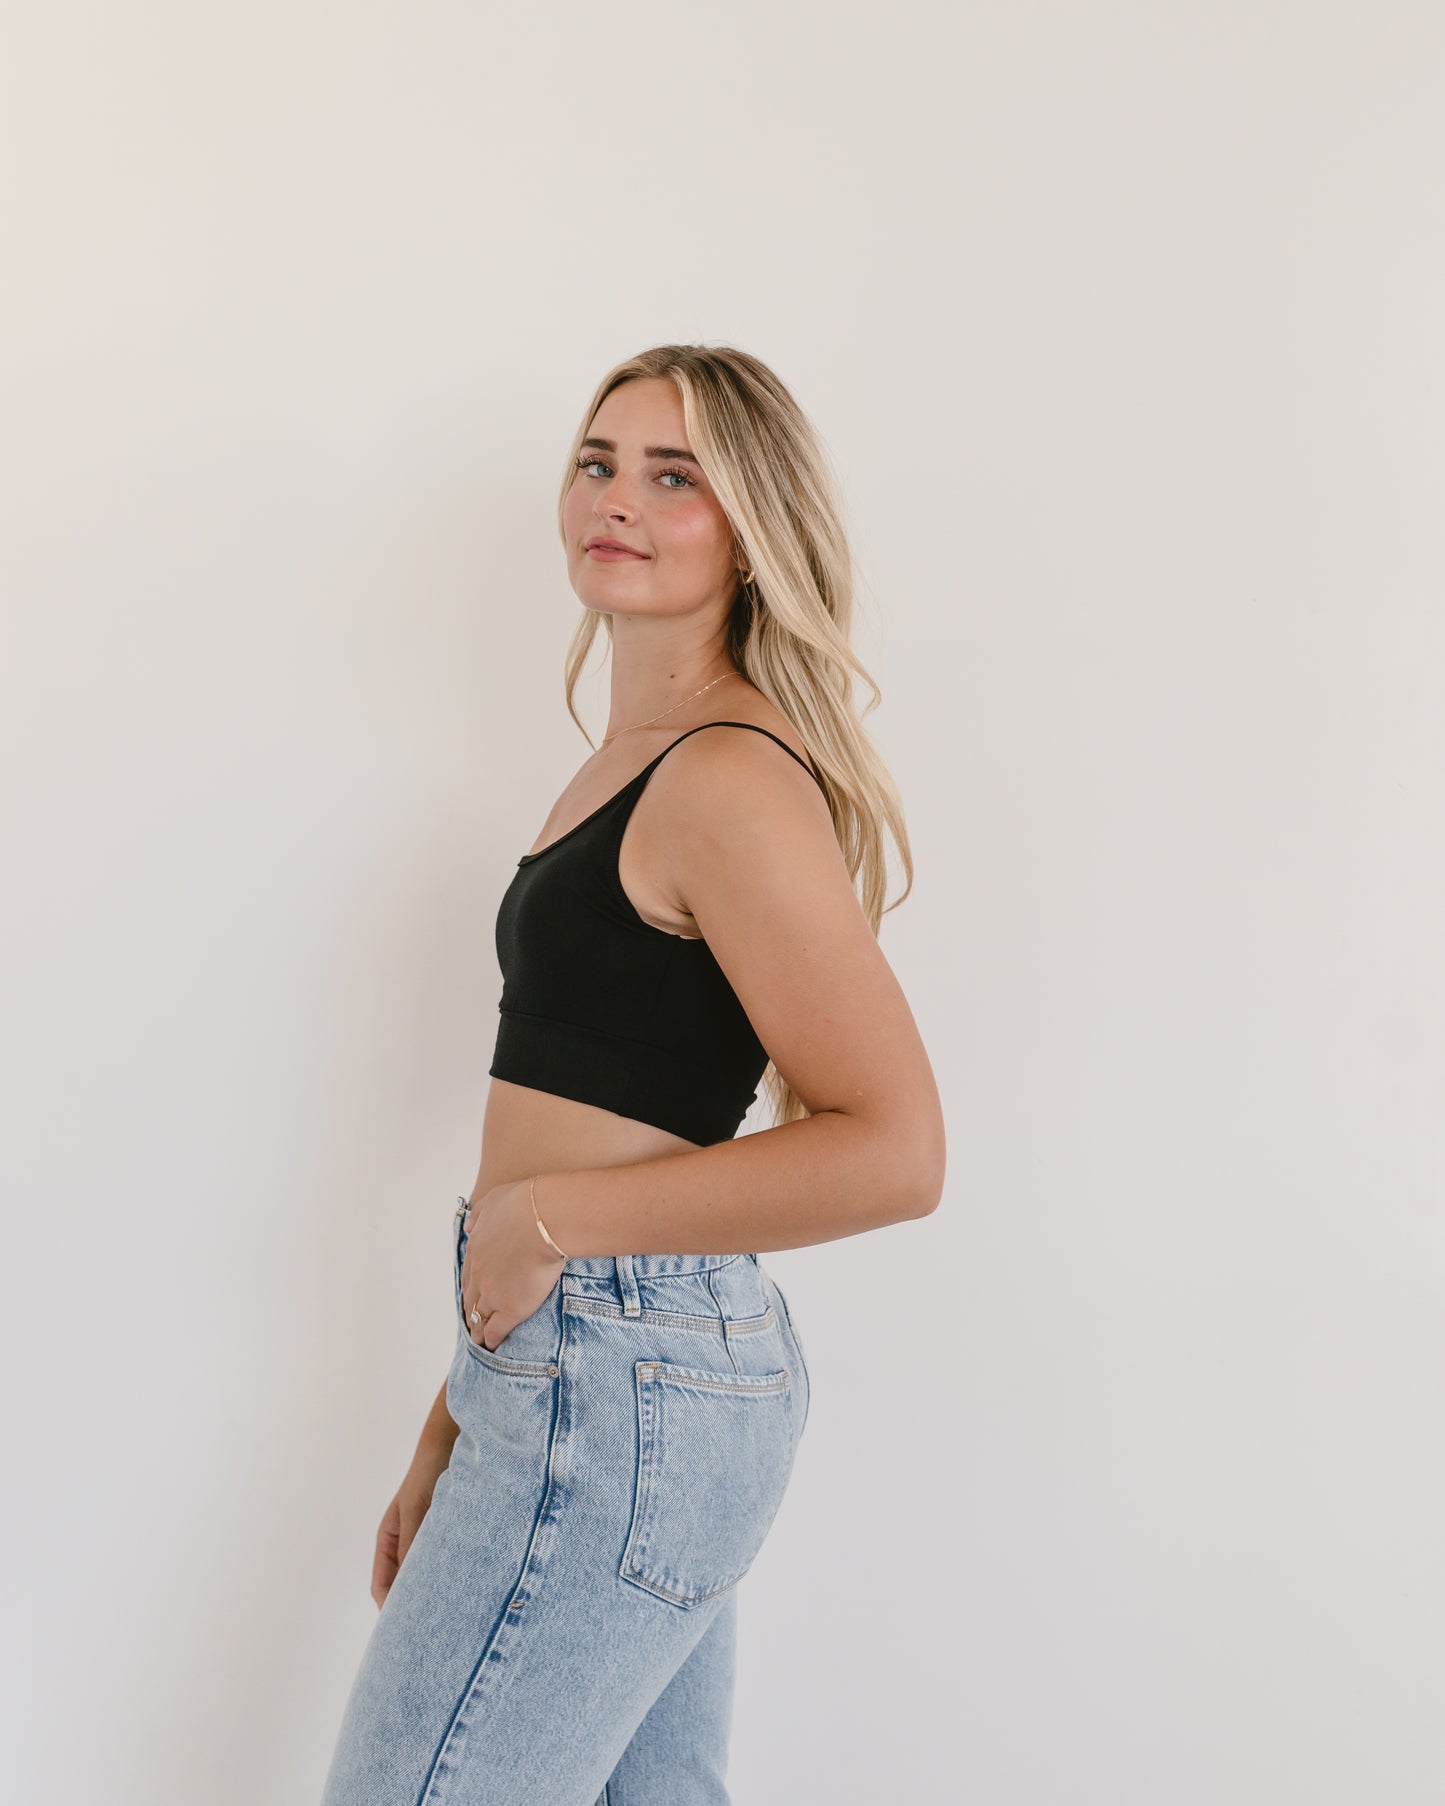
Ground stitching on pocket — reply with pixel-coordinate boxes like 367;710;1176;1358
619;1358;795;1609
562;1295;778;1336
462;1336;559;1379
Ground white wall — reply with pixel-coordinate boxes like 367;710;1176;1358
4;4;1442;1801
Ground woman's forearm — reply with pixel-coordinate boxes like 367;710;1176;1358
536;1107;942;1261
416;1379;460;1460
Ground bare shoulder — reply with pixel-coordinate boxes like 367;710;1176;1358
633;712;839;908
650;711;845;921
620;709;834;935
649;712;830;831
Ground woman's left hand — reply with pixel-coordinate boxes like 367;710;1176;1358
461;1177;566;1351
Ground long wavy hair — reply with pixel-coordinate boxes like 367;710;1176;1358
556;344;914;1132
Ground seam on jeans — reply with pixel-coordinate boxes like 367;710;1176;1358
459;1335;559;1377
705;1263;743;1376
640;1361;790;1395
564;1250;743;1277
415;1308;572;1803
562;1295;777;1336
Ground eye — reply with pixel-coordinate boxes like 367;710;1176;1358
573;454;697;491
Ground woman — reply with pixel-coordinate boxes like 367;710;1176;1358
320;344;946;1805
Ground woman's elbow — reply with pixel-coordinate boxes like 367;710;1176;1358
899;1065;948;1217
892;1114;948;1219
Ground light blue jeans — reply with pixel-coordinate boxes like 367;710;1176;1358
319;1195;812;1805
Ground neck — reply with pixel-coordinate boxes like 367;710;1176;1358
602;653;740;744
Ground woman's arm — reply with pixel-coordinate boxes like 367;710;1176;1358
537;729;947;1259
535;1107;939;1259
417;1378;460;1457
370;1380;462;1606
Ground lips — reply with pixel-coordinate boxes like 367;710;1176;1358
585;538;650;558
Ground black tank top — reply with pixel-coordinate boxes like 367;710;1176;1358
488;721;826;1145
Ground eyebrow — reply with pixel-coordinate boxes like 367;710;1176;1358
580;436;701;465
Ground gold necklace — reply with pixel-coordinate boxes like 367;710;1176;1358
600;670;742;744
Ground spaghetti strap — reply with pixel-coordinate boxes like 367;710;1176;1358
655;720;825;791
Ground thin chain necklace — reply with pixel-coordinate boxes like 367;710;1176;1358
600;670;742;744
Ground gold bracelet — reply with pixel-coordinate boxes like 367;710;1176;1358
530;1173;570;1261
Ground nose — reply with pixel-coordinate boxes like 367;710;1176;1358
586;466;640;521
595;489;636;524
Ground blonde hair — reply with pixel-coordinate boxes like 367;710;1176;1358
556;344;914;1132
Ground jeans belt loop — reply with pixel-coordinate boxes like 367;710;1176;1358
615;1253;642;1316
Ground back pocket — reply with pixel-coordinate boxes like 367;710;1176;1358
620;1358;796;1609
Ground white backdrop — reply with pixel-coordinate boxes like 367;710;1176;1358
4;4;1442;1801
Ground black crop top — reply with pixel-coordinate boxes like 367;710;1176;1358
488;721;826;1145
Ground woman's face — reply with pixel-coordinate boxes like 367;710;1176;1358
563;377;741;623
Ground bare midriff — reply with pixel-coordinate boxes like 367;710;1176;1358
466;1077;702;1220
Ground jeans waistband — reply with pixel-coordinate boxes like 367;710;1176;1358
565;1251;757;1279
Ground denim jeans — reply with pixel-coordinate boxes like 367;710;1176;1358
319;1195;812;1805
